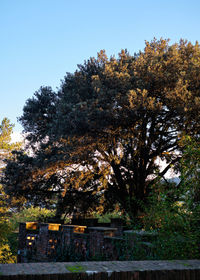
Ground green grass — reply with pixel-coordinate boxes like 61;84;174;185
66;264;86;273
179;262;192;267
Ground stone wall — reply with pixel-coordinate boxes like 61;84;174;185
1;260;200;279
17;220;123;263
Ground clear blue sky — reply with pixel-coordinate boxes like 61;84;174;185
1;0;200;133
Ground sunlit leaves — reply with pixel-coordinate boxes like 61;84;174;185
3;39;200;220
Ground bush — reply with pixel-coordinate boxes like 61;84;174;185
141;181;200;260
10;206;56;231
0;243;16;264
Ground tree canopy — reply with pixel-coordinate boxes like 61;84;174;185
3;39;200;220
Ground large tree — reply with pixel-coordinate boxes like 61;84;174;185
3;39;200;220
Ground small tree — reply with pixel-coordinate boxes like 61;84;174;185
0;118;22;263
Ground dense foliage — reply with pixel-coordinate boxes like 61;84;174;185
0;118;22;263
141;137;200;259
0;118;56;263
3;39;200;221
56;140;200;261
1;134;199;261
